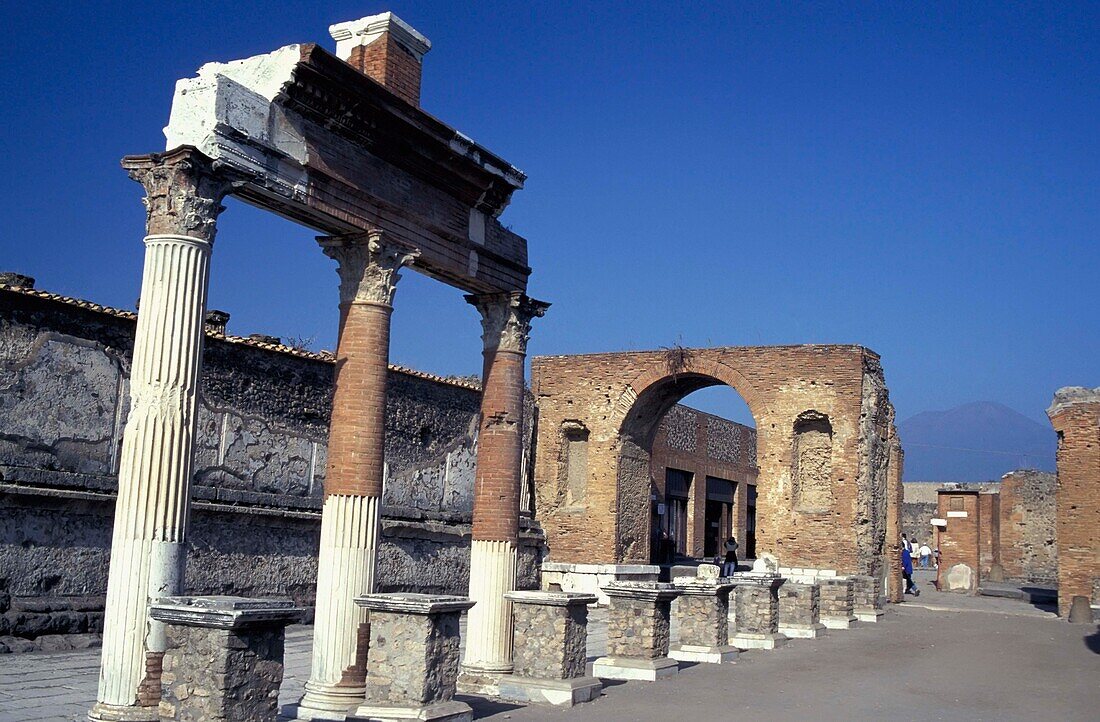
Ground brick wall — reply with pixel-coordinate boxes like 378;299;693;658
347;32;423;106
998;470;1057;583
1047;388;1100;616
531;345;896;579
935;490;981;593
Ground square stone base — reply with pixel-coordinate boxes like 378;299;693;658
855;609;884;623
592;656;679;681
821;616;858;630
731;632;787;650
347;700;472;722
456;668;506;696
669;644;739;664
779;623;827;639
498;676;603;706
281;701;359;721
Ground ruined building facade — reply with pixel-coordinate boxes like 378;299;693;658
0;281;542;647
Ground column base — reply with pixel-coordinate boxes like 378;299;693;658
731;632;787;650
855;609;884;623
283;685;366;721
591;656;679;681
779;623;827;639
456;664;511;696
347;700;472;722
88;702;159;722
821;616;859;630
498;676;603;707
669;644;739;664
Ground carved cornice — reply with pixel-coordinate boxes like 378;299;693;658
319;230;420;308
121;146;243;244
466;292;550;355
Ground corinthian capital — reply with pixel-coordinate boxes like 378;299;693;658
466;292;550;355
319;230;420;308
121;146;241;244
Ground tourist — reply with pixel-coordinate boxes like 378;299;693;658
901;541;920;596
919;542;932;568
723;536;739;576
933;547;941;569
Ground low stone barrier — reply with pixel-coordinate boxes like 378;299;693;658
730;573;787;650
348;593;475;722
851;574;883;623
150;596;302;722
592;582;682;681
819;577;858;629
670;566;737;664
777;581;826;639
498;591;602;706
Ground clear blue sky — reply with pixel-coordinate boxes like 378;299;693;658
2;2;1096;427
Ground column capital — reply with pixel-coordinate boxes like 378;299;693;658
465;292;550;355
319;230;420;309
121;145;242;244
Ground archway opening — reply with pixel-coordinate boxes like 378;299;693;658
614;372;759;568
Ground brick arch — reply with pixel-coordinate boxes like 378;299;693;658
611;353;770;563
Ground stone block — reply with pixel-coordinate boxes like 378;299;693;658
945;563;975;593
669;580;737;663
730;573;787;649
592;582;681;681
850;574;883;623
499;590;601;707
349;593;475;722
151;596;302;722
777;581;826;639
819;578;858;629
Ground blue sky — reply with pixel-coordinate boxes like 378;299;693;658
2;2;1096;427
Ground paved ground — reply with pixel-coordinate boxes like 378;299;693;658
1;574;1096;722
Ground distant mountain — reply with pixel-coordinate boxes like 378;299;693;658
898;401;1056;482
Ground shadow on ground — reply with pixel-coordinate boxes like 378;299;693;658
1084;626;1100;655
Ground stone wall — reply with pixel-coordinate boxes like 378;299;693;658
0;284;543;644
1047;387;1100;616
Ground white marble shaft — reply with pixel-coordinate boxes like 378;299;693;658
460;539;518;690
92;234;213;721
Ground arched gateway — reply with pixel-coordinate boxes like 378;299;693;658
531;345;905;598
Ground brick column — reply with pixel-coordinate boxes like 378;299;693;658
291;231;418;721
459;293;548;694
91;147;234;722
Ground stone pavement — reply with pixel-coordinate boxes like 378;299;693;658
3;596;1099;721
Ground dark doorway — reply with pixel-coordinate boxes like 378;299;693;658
746;484;758;558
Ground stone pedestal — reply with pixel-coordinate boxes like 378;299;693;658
669;578;738;663
348;594;475;722
819;577;858;630
149;596;302;722
777;582;826;639
730;574;787;650
497;591;602;707
592;583;682;681
851;574;884;623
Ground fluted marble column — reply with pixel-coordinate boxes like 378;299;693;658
459;292;549;694
90;147;234;722
290;231;418;721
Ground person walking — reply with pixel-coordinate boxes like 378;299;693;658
919;542;932;569
722;536;739;576
902;541;920;596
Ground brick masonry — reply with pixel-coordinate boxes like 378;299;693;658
936;490;982;593
1047;388;1100;616
531;346;898;584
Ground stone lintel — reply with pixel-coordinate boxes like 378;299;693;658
150;595;302;629
504;590;597;607
728;572;785;590
355;593;475;615
672;580;735;596
541;562;660;575
497;676;603;707
591;656;679;682
602;582;682;602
